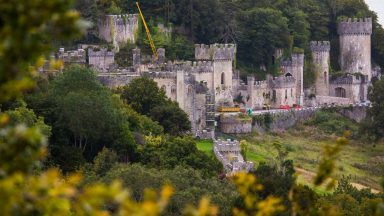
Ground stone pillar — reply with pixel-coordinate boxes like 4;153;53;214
157;48;166;63
133;48;141;71
292;53;304;105
246;76;255;109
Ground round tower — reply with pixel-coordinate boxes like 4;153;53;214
310;41;330;96
338;18;372;81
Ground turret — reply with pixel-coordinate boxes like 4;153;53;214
310;41;330;96
338;17;372;81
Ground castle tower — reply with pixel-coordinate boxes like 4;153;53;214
338;18;372;81
98;14;139;47
291;53;304;105
194;44;236;105
310;41;331;96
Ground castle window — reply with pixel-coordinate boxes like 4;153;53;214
221;72;225;85
272;90;276;102
285;89;287;99
285;73;292;77
335;87;346;98
187;85;194;96
324;72;327;84
171;85;176;94
291;88;293;97
161;85;166;92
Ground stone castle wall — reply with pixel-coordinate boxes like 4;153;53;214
88;48;115;72
213;139;253;174
195;44;236;61
98;14;138;46
338;18;372;81
220;115;252;134
310;41;330;96
281;53;304;105
58;48;86;64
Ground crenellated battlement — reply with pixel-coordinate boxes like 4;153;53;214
280;53;304;67
165;62;192;72
310;41;331;52
104;14;138;25
145;71;177;79
58;48;86;64
195;43;236;61
98;14;139;46
338;18;372;35
88;48;114;57
330;74;368;85
269;76;296;88
88;48;115;72
247;76;267;87
191;61;214;73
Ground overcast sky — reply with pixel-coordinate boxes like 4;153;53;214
365;0;384;25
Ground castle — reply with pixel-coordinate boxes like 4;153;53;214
56;14;379;136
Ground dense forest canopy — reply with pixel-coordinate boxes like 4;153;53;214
75;0;384;81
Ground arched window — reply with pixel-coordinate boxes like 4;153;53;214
324;71;327;84
272;90;276;102
161;85;166;92
285;73;293;77
221;72;225;85
187;85;194;96
171;85;176;94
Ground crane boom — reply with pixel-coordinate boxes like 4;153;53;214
136;2;158;60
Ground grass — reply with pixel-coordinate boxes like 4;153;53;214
236;125;384;190
196;139;214;157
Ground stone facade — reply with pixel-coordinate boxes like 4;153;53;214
98;14;139;47
338;18;372;81
281;53;305;105
310;41;330;96
58;48;86;64
88;48;115;72
220;115;252;134
55;14;378;136
213;139;253;174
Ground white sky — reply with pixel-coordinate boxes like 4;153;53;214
365;0;384;25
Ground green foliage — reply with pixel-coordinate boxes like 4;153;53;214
361;78;384;141
314;133;350;190
306;111;359;137
25;65;139;170
237;8;290;75
93;147;118;176
138;137;222;177
150;102;191;136
0;0;85;103
96;164;238;216
122;77;167;115
122;77;191;135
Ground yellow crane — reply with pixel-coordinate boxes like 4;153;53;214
136;2;158;60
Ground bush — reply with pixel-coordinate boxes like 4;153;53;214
306;111;359;137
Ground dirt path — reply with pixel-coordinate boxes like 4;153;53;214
294;167;381;194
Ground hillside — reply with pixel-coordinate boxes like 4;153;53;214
75;0;384;83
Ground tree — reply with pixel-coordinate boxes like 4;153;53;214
237;8;290;76
287;10;310;49
122;77;191;135
122;77;167;115
362;78;384;141
150;101;191;136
